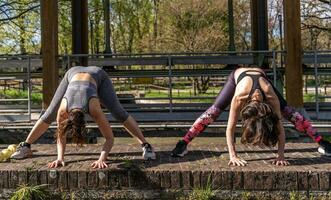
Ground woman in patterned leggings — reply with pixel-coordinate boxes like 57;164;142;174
171;66;331;166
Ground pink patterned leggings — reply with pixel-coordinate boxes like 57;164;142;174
182;70;323;144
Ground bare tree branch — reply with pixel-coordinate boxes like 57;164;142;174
302;23;331;32
0;1;19;9
318;0;331;4
0;4;39;22
302;15;331;20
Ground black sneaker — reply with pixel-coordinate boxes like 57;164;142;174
171;140;188;157
318;140;331;157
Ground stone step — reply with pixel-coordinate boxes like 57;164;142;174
0;138;330;199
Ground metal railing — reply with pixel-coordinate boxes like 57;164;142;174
307;50;331;119
0;55;38;121
64;50;280;114
0;50;331;122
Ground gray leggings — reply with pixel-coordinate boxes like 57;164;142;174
41;66;129;124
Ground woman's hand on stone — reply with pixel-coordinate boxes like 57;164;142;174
228;156;247;166
48;159;65;168
91;159;108;169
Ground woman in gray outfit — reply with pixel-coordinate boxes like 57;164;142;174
11;66;156;168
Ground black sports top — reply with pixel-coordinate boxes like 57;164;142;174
237;70;267;100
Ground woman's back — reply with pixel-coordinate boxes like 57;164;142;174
233;67;272;102
66;66;106;86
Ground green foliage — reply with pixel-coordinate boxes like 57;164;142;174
58;0;72;54
110;0;154;53
188;188;216;200
0;89;42;104
186;176;217;200
303;93;325;102
289;191;305;200
242;191;254;200
1;1;330;55
0;0;40;54
161;0;228;52
10;184;50;200
123;159;135;169
323;135;331;143
89;0;104;54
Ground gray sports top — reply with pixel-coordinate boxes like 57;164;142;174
40;66;129;124
63;81;98;113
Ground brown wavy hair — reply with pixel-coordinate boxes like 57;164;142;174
240;101;279;147
56;109;86;145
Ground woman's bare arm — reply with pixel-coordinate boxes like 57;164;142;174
265;88;289;166
89;98;114;168
226;95;246;166
48;99;68;168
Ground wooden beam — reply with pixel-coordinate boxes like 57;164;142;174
228;0;235;51
250;0;268;67
72;0;88;66
103;0;112;54
284;0;303;107
250;0;268;51
41;0;58;108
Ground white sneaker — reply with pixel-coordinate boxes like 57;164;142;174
142;143;156;160
10;142;32;159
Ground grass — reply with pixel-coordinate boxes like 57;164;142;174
0;89;42;104
289;191;305;200
323;135;331;143
242;192;254;200
123;159;135;169
188;188;217;200
10;184;50;200
303;93;325;102
179;176;217;200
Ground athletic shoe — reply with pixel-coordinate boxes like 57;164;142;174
10;142;32;159
142;143;156;160
318;140;331;157
171;140;188;157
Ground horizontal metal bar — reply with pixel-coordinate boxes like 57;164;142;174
0;59;42;68
0;99;28;102
88;57;168;66
64;50;281;57
303;54;331;64
0;52;330;69
1;122;331;129
1;50;330;59
303;50;331;53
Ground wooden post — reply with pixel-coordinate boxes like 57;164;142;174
103;0;112;54
250;0;268;67
72;0;88;66
41;0;58;108
283;0;303;107
228;0;235;51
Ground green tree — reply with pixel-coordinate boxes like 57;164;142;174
157;0;228;52
110;0;153;53
0;0;40;54
58;0;71;54
157;0;228;94
89;0;104;54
